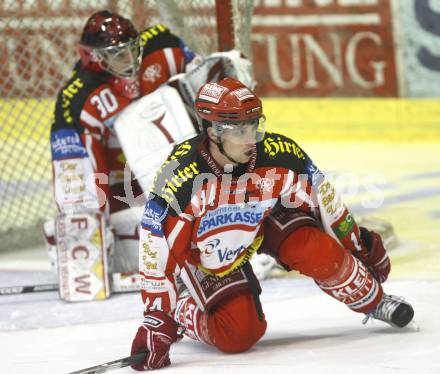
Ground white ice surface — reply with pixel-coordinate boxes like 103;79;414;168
0;275;438;374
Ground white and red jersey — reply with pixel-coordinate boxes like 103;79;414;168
50;24;197;215
139;132;365;314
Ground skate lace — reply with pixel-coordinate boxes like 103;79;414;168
362;294;404;325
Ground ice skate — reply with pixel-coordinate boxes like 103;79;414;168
363;294;414;328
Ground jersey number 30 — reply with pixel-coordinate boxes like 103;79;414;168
90;88;119;118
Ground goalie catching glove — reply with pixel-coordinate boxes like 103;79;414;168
357;227;391;283
131;311;183;371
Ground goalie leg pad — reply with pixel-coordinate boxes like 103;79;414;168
55;212;112;302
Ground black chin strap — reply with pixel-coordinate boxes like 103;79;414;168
218;141;241;165
205;123;246;166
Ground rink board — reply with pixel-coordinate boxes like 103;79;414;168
2;98;440;160
2;98;440;145
1;97;439;186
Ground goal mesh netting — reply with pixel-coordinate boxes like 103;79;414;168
0;0;254;251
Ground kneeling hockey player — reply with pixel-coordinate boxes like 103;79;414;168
130;77;415;370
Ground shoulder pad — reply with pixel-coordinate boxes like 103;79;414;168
139;24;180;52
258;132;307;171
150;136;204;212
140;24;170;45
52;65;105;131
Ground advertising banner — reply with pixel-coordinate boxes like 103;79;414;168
251;0;398;97
2;1;439;98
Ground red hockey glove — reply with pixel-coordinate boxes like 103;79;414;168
131;310;182;371
358;227;391;283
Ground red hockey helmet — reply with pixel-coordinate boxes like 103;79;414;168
78;10;142;78
194;77;265;144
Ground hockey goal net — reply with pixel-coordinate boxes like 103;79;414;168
0;0;254;251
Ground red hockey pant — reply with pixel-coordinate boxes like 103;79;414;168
174;290;267;354
177;226;382;353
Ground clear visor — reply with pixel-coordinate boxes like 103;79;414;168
94;37;142;78
212;115;266;145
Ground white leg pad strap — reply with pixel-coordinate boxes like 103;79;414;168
110;207;144;273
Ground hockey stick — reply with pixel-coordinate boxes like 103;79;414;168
0;272;141;296
0;283;141;296
68;352;146;374
0;283;58;295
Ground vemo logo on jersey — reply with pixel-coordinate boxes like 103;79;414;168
217;244;247;263
201;239;247;264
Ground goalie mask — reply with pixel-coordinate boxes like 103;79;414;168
78;10;143;79
194;77;266;146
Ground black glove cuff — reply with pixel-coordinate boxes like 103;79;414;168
359;226;373;251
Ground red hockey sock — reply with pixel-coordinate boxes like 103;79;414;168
316;252;383;313
174;293;212;345
278;226;383;313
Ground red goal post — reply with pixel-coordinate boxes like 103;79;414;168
0;0;254;251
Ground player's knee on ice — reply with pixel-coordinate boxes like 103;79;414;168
208;291;267;353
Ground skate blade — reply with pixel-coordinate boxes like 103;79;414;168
407;319;420;332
